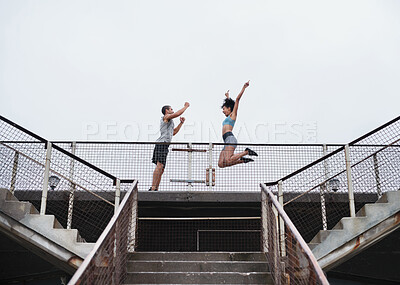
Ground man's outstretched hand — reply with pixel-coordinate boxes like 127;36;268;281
244;80;250;88
184;102;190;108
180;117;186;124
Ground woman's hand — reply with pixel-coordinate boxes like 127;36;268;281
243;80;250;89
225;90;230;98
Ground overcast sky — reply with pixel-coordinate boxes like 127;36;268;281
1;0;399;144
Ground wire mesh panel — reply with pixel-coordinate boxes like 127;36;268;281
0;115;131;242
53;142;343;192
265;115;400;242
137;217;261;252
261;185;328;285
68;182;138;285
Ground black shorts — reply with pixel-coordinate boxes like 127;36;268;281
152;144;169;167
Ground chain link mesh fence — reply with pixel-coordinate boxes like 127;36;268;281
68;182;138;285
53;141;344;192
265;116;400;242
261;185;329;285
0;115;132;242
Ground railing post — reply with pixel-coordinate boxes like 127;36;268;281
321;144;328;230
40;142;52;215
115;179;121;214
208;143;213;190
67;142;76;229
128;188;138;253
345;144;356;217
187;142;193;191
278;180;286;257
10;151;19;194
373;153;382;197
261;190;268;252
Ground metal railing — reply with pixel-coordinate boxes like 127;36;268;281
261;184;329;285
0;115;133;241
52;141;344;192
265;115;400;242
68;181;138;285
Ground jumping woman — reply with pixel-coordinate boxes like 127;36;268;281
218;80;258;168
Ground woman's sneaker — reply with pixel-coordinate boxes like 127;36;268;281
240;157;254;163
245;148;258;156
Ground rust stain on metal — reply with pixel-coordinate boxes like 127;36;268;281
68;256;83;268
353;236;361;250
395;212;400;224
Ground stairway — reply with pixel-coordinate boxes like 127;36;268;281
308;190;400;271
0;188;94;273
124;252;273;284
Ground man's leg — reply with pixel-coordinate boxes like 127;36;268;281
151;162;165;190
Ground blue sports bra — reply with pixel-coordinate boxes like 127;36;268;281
223;116;236;127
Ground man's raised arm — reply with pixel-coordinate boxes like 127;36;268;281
164;102;190;121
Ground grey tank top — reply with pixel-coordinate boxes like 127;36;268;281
156;116;175;143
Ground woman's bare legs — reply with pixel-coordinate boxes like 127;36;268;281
218;147;249;168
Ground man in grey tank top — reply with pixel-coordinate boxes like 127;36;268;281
149;102;190;191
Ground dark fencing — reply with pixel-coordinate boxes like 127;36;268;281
68;182;138;285
0;115;133;242
265;115;400;242
53;141;343;192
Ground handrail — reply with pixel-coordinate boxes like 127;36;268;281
261;183;329;285
283;137;400;206
265;115;400;186
1;142;115;206
0;114;126;185
68;180;139;285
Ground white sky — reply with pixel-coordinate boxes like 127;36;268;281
1;0;399;144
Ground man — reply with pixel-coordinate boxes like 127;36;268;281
149;102;190;191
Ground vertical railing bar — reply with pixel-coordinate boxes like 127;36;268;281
40;142;52;215
278;180;286;257
187;142;192;191
321;144;328;230
208;142;213;190
115;179;121;214
345;144;356;217
373;153;382;197
67;142;76;229
10;151;19;194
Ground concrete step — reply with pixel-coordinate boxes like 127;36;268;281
312;191;400;264
19;214;94;258
376;190;400;204
0;188;19;203
127;260;269;273
1;200;39;220
356;203;391;217
307;242;319;250
124;272;272;284
332;216;368;230
310;229;342;244
0;189;93;259
129;252;267;262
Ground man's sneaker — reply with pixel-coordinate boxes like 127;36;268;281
245;148;258;156
240;157;254;163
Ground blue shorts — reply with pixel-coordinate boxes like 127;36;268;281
222;132;237;149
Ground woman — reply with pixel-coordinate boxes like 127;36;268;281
218;80;258;168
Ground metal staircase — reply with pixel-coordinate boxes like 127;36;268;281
309;190;400;271
0;188;94;274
